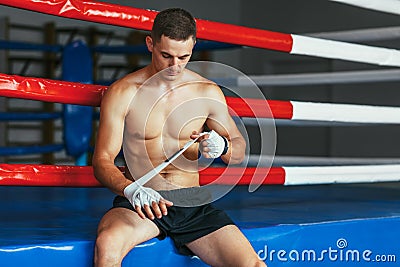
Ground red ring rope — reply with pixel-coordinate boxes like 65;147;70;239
0;73;294;119
2;1;399;67
0;164;285;187
4;72;400;124
0;0;293;52
0;73;106;106
3;163;399;187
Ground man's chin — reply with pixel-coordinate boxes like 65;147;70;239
162;73;180;81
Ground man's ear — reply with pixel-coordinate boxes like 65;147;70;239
145;36;154;52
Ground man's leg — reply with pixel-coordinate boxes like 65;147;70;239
94;207;160;267
186;225;266;267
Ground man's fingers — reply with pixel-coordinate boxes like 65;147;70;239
159;198;173;216
190;130;200;139
200;139;208;146
135;205;147;219
191;133;209;141
132;193;173;220
158;201;168;216
201;144;211;158
201;134;210;141
190;134;200;140
143;204;155;220
151;201;163;219
160;198;173;207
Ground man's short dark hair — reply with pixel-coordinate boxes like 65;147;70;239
151;8;196;43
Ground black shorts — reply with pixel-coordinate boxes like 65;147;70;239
112;187;235;255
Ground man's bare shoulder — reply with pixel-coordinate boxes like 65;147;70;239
109;68;149;94
101;67;150;115
103;67;152;101
184;69;223;97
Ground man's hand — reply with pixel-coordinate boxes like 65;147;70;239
123;182;173;220
191;130;229;158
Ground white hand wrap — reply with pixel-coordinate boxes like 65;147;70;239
123;182;163;208
204;130;229;158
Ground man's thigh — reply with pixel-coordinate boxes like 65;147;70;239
97;207;161;252
185;224;262;267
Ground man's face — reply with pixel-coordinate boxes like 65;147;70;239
147;35;195;80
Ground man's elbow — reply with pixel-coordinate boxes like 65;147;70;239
91;154;110;178
91;154;101;170
230;151;245;165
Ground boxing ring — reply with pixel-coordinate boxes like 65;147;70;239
1;1;400;266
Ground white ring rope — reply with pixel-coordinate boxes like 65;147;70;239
291;35;400;67
234;101;400;125
291;101;400;124
284;164;400;185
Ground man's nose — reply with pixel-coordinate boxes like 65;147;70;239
169;57;179;66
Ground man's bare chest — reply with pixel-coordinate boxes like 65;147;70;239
125;90;209;140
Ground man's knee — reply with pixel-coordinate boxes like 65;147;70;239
94;230;127;266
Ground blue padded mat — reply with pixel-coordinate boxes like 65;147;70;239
1;183;400;266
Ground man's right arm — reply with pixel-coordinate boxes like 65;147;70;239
92;81;132;196
92;81;172;219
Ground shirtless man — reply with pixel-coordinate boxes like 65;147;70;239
92;8;266;267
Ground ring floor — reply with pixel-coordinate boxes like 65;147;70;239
1;182;400;266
